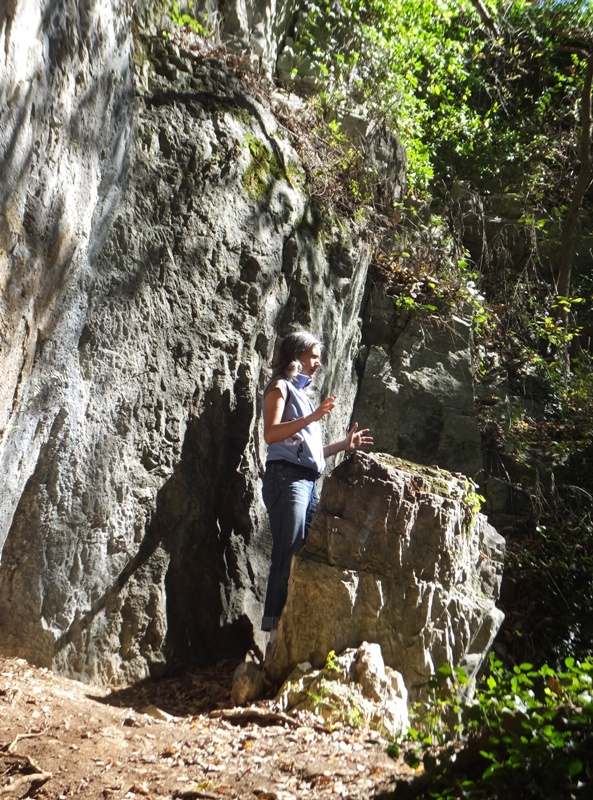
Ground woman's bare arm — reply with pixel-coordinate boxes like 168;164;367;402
263;386;337;445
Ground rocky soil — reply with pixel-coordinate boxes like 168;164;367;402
0;656;413;799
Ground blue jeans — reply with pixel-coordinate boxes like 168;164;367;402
261;461;320;631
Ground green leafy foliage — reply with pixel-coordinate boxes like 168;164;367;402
169;1;209;36
474;273;593;661
325;649;339;671
462;481;486;532
502;468;593;664
393;654;593;799
292;0;593;206
470;2;591;204
469;312;593;670
293;0;483;193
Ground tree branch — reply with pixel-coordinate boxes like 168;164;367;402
469;0;500;38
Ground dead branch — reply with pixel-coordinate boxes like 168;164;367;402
0;730;52;795
209;705;330;735
209;706;299;727
173;789;220;800
2;731;47;754
0;768;52;796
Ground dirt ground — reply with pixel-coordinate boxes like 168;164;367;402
0;656;414;799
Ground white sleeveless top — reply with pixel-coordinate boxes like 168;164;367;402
264;376;325;474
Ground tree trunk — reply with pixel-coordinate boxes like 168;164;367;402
557;52;593;300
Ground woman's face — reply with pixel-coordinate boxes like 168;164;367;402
299;344;322;378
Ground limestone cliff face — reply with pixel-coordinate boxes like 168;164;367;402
0;0;133;548
207;0;298;69
0;2;371;683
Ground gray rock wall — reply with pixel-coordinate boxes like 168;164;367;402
0;5;371;683
0;0;133;554
354;290;484;482
188;1;298;73
0;0;134;680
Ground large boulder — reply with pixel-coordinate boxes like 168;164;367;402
0;14;373;683
265;452;505;700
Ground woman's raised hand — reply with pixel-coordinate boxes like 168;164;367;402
345;422;373;451
311;395;337;421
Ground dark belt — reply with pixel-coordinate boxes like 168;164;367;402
266;459;321;481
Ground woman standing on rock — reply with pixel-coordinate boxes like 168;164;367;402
261;331;372;638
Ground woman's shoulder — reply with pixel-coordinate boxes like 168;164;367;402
264;377;289;399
